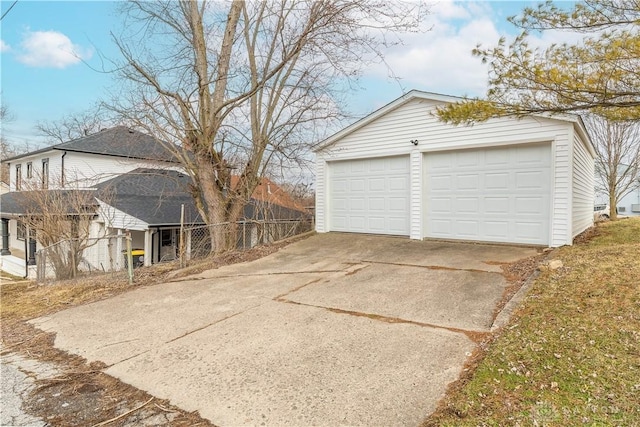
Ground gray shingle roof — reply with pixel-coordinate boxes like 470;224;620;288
2;126;179;163
95;168;203;226
0;190;98;216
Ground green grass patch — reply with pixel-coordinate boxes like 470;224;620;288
425;217;640;426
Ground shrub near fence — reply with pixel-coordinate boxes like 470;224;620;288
36;235;129;282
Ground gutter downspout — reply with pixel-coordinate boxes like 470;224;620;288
61;151;67;187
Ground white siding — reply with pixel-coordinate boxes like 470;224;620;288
409;150;422;239
315;159;327;232
8;151;64;190
317;98;577;246
63;152;179;187
97;199;148;231
572;133;595;236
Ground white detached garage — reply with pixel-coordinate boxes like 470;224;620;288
314;91;596;247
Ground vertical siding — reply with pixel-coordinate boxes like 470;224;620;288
315;158;326;232
317;98;579;246
409;150;422;239
572;134;595;237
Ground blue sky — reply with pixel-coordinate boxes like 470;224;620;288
1;1;552;146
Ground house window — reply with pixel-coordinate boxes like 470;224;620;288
15;164;22;190
161;229;173;246
26;162;33;178
17;221;25;240
42;158;49;189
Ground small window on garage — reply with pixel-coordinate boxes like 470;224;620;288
26;162;33;178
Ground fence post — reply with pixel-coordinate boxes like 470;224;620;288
126;230;133;285
179;204;185;268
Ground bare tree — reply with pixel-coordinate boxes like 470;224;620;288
585;114;640;220
36;105;120;144
106;0;428;252
17;171;112;280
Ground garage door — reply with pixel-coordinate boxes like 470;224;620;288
329;156;410;235
424;143;551;245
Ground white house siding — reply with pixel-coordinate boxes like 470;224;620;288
63;152;178;187
316;97;578;246
315;159;327;233
8;151;64;191
572;133;595;237
96;199;148;231
409;150;422;239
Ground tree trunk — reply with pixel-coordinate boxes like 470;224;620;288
609;191;618;221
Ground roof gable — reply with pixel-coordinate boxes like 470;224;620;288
314;90;594;153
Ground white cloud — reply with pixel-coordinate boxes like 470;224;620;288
367;2;502;97
0;40;10;52
16;30;93;68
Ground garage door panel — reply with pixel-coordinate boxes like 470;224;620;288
514;222;544;240
515;197;546;214
516;171;547;189
485;173;510;190
456;220;479;237
456;197;479;213
485;197;509;213
431;175;452;190
329;156;410;236
457;174;479;190
486;149;509;165
430;219;452;235
369;197;385;211
484;221;509;238
425;144;551;245
350;198;366;211
388;176;408;191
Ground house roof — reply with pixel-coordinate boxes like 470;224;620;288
313;90;595;155
95;169;308;227
0;189;98;216
95;168;202;227
2;126;179;163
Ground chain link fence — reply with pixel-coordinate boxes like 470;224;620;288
35;218;314;282
35;235;129;283
181;219;314;265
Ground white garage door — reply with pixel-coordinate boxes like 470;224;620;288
329;156;410;235
424;143;551;245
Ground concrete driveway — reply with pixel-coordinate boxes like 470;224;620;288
31;234;537;426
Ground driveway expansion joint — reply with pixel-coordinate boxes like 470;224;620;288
360;259;504;275
165;301;268;344
274;297;489;342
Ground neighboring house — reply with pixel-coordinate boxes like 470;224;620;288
594;165;640;217
314;90;596;247
0;127;307;278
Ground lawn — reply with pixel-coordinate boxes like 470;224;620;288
425;217;640;426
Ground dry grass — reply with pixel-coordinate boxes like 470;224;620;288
424;218;640;426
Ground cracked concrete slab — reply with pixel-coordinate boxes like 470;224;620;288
105;301;473;426
32;233;537;426
31;273;328;366
284;263;507;331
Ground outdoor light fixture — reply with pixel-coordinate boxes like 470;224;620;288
410;139;419;146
